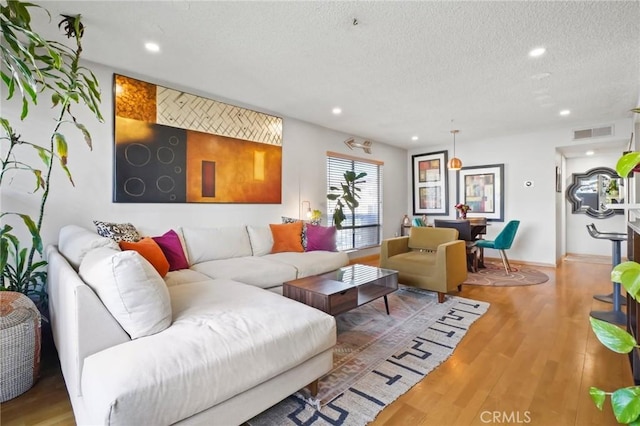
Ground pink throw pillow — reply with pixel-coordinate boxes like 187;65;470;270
305;225;337;252
152;230;189;271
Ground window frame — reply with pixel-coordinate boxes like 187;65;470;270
326;151;383;251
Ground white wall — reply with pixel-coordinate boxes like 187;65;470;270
0;61;407;258
407;118;634;266
564;153;627;257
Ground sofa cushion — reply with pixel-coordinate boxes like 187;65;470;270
192;257;297;288
152;229;189;271
163;269;212;288
269;222;304;253
181;226;252;264
79;247;172;339
262;251;349;278
58;225;119;270
80;279;336;426
246;225;273;256
119;238;170;277
305;225;337;252
384;251;438;276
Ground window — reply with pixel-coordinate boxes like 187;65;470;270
326;152;382;251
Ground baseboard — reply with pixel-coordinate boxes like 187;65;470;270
349;254;556;269
483;256;555;268
563;253;624;265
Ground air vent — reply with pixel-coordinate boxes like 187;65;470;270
573;125;614;140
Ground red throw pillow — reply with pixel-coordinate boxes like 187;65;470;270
152;230;189;271
269;222;304;253
119;238;170;277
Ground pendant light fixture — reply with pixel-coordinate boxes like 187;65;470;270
448;122;462;170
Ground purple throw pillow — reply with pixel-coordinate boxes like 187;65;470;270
152;230;189;271
305;225;337;252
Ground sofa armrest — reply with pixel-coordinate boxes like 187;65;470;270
381;237;409;264
46;245;130;398
436;240;468;287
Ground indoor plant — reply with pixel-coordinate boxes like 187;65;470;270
455;203;471;219
588;126;640;424
590;260;640;424
327;170;367;229
0;0;103;309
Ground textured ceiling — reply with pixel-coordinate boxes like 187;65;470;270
29;1;640;150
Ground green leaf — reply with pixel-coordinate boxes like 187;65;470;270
20;96;28;120
54;132;68;164
611;387;640;424
590;317;638;353
32;169;44;191
35;146;51;166
589;387;606;411
612;261;640;300
74;121;92;149
616;152;640;178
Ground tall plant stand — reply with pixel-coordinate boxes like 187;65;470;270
0;292;41;402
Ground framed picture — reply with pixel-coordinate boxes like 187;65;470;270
456;164;504;222
412;150;448;215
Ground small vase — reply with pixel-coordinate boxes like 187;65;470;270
461;212;467;219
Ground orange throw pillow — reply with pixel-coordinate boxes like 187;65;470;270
269;222;304;253
119;238;170;277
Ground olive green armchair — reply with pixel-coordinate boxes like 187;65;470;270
380;227;468;303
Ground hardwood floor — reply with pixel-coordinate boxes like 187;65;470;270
1;258;633;425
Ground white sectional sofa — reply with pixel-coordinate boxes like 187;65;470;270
47;224;349;425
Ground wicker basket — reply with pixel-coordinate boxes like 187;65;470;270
0;291;41;402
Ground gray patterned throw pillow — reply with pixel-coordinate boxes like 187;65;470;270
93;220;141;243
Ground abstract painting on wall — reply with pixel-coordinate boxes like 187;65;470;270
113;74;283;203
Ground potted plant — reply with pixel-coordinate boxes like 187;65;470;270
327;170;367;229
0;0;103;310
588;115;640;424
590;261;640;424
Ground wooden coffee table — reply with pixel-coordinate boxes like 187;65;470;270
283;264;398;316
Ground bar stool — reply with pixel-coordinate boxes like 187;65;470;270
586;223;627;325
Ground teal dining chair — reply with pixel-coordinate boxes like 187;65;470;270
412;217;427;227
475;220;520;274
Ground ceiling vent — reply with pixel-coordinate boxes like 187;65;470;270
573;125;614;140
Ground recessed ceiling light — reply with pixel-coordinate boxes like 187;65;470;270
411;136;419;141
531;72;551;80
586;150;595;156
332;107;342;115
145;42;160;53
529;47;546;57
560;109;571;116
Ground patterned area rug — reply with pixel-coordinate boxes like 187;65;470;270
464;261;550;286
248;287;489;426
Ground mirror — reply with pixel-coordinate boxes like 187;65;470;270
566;167;624;218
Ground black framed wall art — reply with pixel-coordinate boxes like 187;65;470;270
456;163;504;222
412;150;449;216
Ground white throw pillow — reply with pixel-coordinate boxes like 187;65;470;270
79;247;172;339
246;225;274;256
180;226;252;263
58;225;120;270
